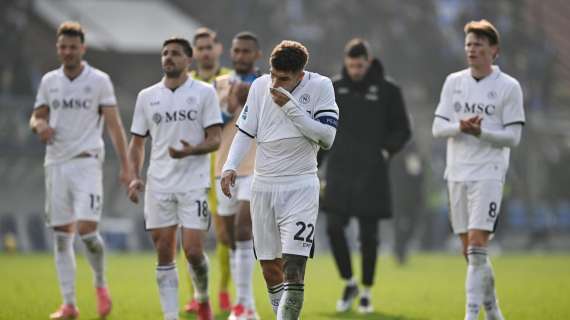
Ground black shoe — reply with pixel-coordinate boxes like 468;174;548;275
336;284;359;312
358;295;374;314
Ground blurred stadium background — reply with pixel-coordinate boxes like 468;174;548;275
1;0;570;256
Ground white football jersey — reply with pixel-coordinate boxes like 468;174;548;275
34;62;117;166
131;78;222;192
236;72;339;177
435;66;525;181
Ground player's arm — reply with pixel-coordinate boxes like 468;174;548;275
127;134;146;203
102;106;131;186
432;76;460;138
220;130;253;198
383;85;411;156
432;116;460;138
168;124;222;159
29;105;55;144
272;84;338;150
478;123;523;147
127;91;149;203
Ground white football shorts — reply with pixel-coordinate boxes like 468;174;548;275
250;175;320;260
44;157;103;227
447;180;504;234
144;188;211;230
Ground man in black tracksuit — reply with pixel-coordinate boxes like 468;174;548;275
322;38;411;313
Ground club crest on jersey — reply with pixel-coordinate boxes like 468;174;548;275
369;85;378;93
152;113;162;124
52;100;61;110
83;86;92;94
454;102;462;112
300;93;311;104
487;91;497;99
186;96;196;106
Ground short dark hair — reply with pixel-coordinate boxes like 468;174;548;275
57;21;85;43
270;40;309;73
193;27;219;45
344;38;370;59
163;37;193;57
233;31;260;49
464;19;500;46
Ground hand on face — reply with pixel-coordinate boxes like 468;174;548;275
269;87;290;107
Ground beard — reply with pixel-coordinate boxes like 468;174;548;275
233;61;253;75
164;67;184;78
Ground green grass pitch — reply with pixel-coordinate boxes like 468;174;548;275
1;253;569;319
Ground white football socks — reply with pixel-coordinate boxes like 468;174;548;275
235;240;255;308
156;262;179;320
465;245;489;320
483;257;505;320
188;254;210;303
54;231;77;306
80;231;106;288
268;282;284;315
277;282;304;320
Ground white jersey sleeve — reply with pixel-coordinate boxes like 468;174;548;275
99;74;118;106
434;75;456;122
502;81;525;126
313;77;339;127
201;87;223;128
130;92;149;137
236;79;259;138
34;76;48;109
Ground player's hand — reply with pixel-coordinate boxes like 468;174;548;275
168;140;193;159
270;87;290;107
36;121;55;144
118;166;132;187
227;82;251;115
128;178;144;203
460;116;482;136
220;170;237;198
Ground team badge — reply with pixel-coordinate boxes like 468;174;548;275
300;93;311;104
84;86;92;94
152;112;162;124
487;91;497;99
454;102;462;112
52;100;60;110
369;85;378;93
186;96;196;106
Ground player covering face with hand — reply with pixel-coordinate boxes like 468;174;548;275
221;40;339;320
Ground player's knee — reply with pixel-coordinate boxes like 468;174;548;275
184;246;205;266
235;224;252;241
467;231;489;247
77;221;97;236
283;254;307;283
261;261;283;285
